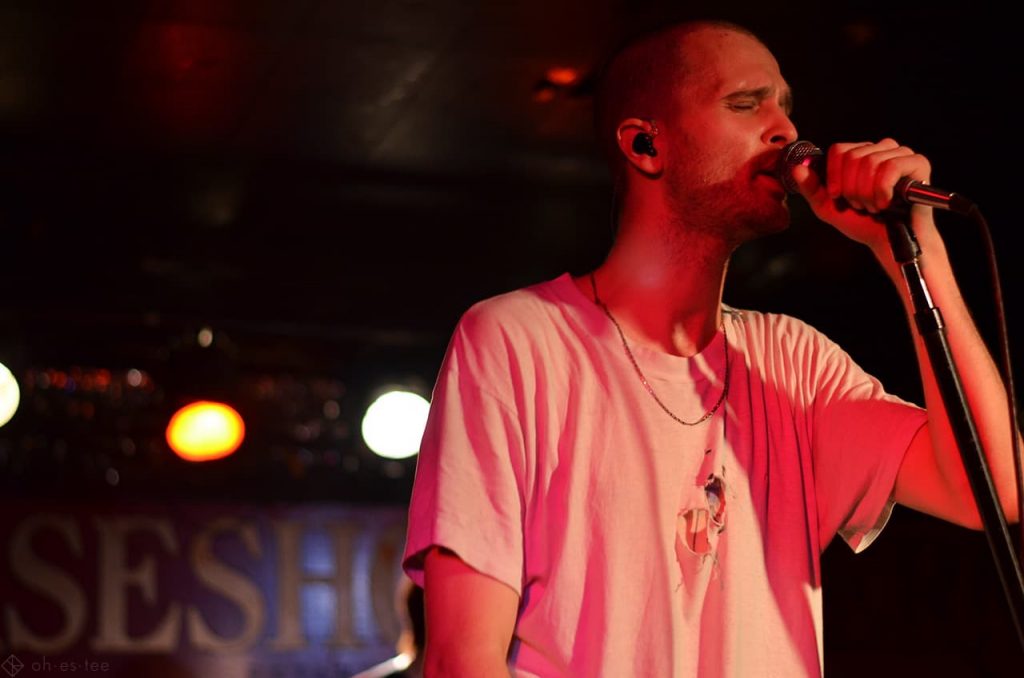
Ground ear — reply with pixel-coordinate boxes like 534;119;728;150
616;118;662;177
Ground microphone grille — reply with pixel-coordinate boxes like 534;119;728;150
777;140;823;195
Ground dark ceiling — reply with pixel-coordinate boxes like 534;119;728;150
2;0;1018;335
0;1;1020;498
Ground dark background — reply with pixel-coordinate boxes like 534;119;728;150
0;1;1021;674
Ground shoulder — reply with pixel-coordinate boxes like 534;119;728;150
456;276;573;343
726;306;835;348
727;307;856;388
728;306;877;401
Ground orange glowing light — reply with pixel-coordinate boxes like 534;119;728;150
545;67;580;86
166;401;245;462
532;84;557;103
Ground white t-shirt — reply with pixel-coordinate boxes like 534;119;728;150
403;273;927;677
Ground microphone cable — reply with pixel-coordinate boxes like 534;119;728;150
967;203;1023;551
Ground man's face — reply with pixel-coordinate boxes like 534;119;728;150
662;29;798;242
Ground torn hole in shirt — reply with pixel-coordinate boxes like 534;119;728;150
675;473;724;561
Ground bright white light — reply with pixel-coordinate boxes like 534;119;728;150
361;390;430;459
0;363;19;428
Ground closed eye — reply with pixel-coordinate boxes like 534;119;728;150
723;87;793;116
727;101;757;111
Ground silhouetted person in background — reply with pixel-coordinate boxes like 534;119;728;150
351;577;424;678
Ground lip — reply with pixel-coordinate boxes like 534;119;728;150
755;170;784;188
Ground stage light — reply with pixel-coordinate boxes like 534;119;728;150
166;400;245;462
198;326;214;348
545;67;580;86
360;390;429;460
533;81;557;103
534;66;584;103
0;362;20;428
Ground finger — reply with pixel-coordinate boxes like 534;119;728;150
837;145;878;211
835;141;907;212
855;147;916;213
791;163;819;194
873;153;932;210
846;137;901;159
827;142;872;200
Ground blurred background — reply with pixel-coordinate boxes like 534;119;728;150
0;1;1020;676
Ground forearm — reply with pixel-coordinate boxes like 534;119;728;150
423;547;519;678
874;207;1021;525
424;646;514;678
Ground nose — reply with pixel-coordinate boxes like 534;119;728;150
764;105;798;147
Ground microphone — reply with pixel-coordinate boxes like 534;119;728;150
776;140;974;214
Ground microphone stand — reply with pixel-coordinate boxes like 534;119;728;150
885;214;1024;649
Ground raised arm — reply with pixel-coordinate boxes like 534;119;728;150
794;139;1021;529
422;546;520;677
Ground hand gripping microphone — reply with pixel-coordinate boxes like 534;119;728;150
775;140;974;215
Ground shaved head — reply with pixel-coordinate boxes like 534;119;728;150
594;20;762;174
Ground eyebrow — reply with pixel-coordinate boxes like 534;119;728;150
724;87;794;115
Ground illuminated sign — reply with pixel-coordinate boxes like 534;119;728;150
0;504;409;676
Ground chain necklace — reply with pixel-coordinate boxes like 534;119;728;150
590;272;730;426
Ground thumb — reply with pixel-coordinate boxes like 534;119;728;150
790;163;820;198
789;162;836;217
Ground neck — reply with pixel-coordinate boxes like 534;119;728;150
580;209;731;357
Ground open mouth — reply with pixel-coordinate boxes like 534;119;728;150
755;170;785;190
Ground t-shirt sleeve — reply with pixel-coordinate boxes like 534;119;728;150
401;310;527;596
804;324;928;553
